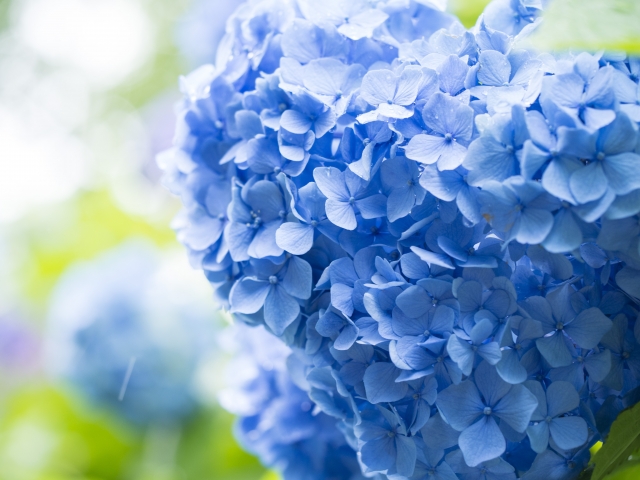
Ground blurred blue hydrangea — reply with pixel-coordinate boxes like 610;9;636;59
220;323;374;480
46;241;216;425
159;0;640;477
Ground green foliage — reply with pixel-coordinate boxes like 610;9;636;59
451;0;491;27
0;385;139;480
12;190;177;309
174;408;266;480
533;0;640;53
591;402;640;480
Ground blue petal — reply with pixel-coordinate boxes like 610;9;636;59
361;69;397;106
411;247;455;269
569;162;608;204
496;349;528;384
395;435;417;477
364;362;409;404
603;152;640;195
526;422;550;453
458;416;505;467
334;323;359;350
494;384;539;432
565;307;612;350
360;436;396;472
405;134;448;165
436;380;484;431
331;283;355;317
264;285;300;336
536;333;573;368
546;381;579;417
313;166;349;200
282;256;312;299
326;199;357;230
356;194;388;219
280;109;313;134
229;278;270;314
447;335;474;376
549;416;588;450
275;222;315;255
616;267;640;300
421;413;460;450
477;50;511;87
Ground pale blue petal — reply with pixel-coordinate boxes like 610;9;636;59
281;109;313;134
326;199;357;230
364;362;409;404
229;278;270;314
276;222;315;254
569;162;608;204
546;381;579;418
282;256;312;299
494;384;539;432
565;307;612;350
549;416;588;450
526;422;550;453
264;286;300;336
536;333;572;368
395;435;417;477
458;416;505;467
436;380;484;431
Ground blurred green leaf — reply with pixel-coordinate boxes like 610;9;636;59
14;190;177;309
591;402;640;480
533;0;640;53
0;385;139;480
451;0;491;28
175;408;266;480
604;461;640;480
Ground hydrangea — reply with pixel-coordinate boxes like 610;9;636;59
46;241;216;425
220;323;375;479
160;0;640;477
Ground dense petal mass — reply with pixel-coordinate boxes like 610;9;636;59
160;0;640;478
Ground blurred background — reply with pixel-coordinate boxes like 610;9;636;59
0;0;635;478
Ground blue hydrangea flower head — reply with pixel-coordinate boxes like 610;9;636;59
46;241;216;425
159;0;640;476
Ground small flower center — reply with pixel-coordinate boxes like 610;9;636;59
436;356;444;363
444;133;453;142
506;145;515;154
623;351;631;359
349;196;356;205
596;151;606;161
278;103;288;112
556;322;564;330
413;393;420;400
273;166;282;174
484;407;492;415
387;431;396;438
269;276;278;285
568;461;576;469
545;416;553;424
310;220;318;227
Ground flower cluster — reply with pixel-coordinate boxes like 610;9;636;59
220;323;373;479
46;241;216;425
160;0;640;477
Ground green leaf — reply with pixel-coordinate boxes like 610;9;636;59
604;461;640;480
533;0;640;53
592;402;640;480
